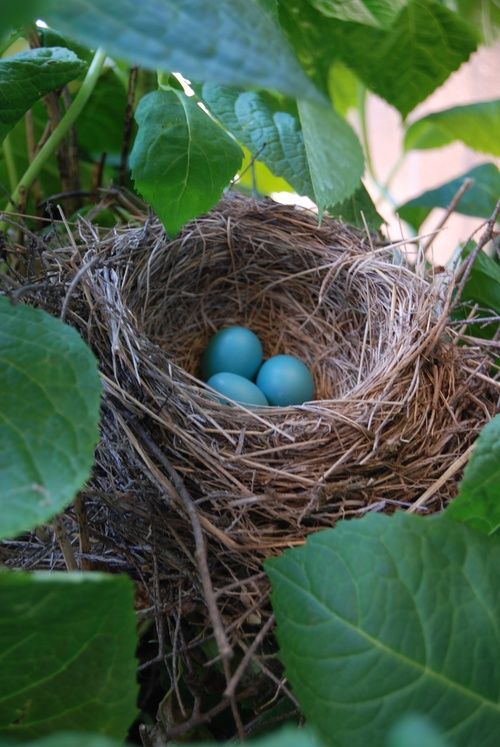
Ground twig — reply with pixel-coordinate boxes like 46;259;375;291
407;443;475;514
119;66;138;185
53;516;78;570
125;417;233;664
451;198;500;311
224;614;275;698
421;178;473;256
60;253;103;321
74;494;92;570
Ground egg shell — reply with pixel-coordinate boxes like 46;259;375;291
207;372;269;407
202;326;263;380
256;355;314;406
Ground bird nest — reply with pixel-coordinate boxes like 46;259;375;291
2;194;497;675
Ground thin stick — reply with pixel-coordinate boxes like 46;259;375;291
119;66;138;186
224;614;275;698
407;443;475;514
421;178;473;256
53;517;78;570
452;198;500;310
74;494;92;570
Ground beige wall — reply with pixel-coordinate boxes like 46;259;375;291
365;44;500;264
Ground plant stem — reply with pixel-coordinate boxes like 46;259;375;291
3;47;106;216
358;85;376;182
2;133;18;194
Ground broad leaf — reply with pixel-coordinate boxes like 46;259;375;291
279;0;478;116
459;245;500;314
0;298;101;540
76;69;129;156
0;737;123;747
25;0;320;101
266;512;500;747
202;84;313;197
237;147;294;195
130;89;243;236
328;61;359;117
298;99;364;211
404;100;500;156
329;182;383;229
309;0;405;28
0;47;86;143
0;572;138;739
397;163;500;230
452;0;500;42
446;415;500;535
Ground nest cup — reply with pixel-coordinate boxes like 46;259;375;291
4;195;496;633
80;195;495;569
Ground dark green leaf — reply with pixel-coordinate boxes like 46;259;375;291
32;0;321;101
177;726;324;747
0;298;101;540
0;47;86;143
279;0;478;116
397;163;500;230
266;512;500;747
202;84;313;197
130;90;243;236
76;69;129;155
0;572;138;739
446;415;500;535
452;0;500;43
298;99;364;211
405;100;500;155
329;182;383;229
0;735;123;747
309;0;404;28
459;245;500;314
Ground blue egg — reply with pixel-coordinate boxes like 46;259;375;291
202;326;263;380
207;372;269;407
256;355;314;406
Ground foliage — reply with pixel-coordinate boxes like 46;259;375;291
0;298;101;540
266;511;500;747
0;572;138;740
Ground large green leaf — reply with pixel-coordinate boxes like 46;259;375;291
405;100;500;155
0;47;86;144
298;98;364;211
0;298;101;540
266;512;500;747
329;182;383;229
309;0;405;27
0;572;138;739
446;415;500;535
202;84;313;197
452;0;500;42
0;736;123;747
387;715;452;747
279;0;478;116
459;245;500;314
397;163;500;230
76;69;129;156
17;0;320;101
130;89;243;236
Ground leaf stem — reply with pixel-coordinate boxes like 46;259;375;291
3;47;106;216
2;133;18;193
358;86;375;182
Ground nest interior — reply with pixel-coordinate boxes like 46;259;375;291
2;194;497;637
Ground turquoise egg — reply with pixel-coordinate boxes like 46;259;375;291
256;355;314;406
202;326;263;380
207;372;269;407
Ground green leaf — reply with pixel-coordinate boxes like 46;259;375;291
30;0;321;101
76;69;129;156
175;726;324;747
397;163;500;230
452;0;500;43
202;84;313;197
327;61;360;117
130;90;243;236
0;572;138;739
0;47;86;143
309;0;405;28
0;735;124;747
446;415;500;536
329;182;383;229
459;245;500;314
298;99;364;211
266;512;500;747
0;298;101;540
237;146;294;195
279;0;478;116
404;100;500;155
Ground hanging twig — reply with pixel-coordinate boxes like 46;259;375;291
119;66;139;185
421;177;473;256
